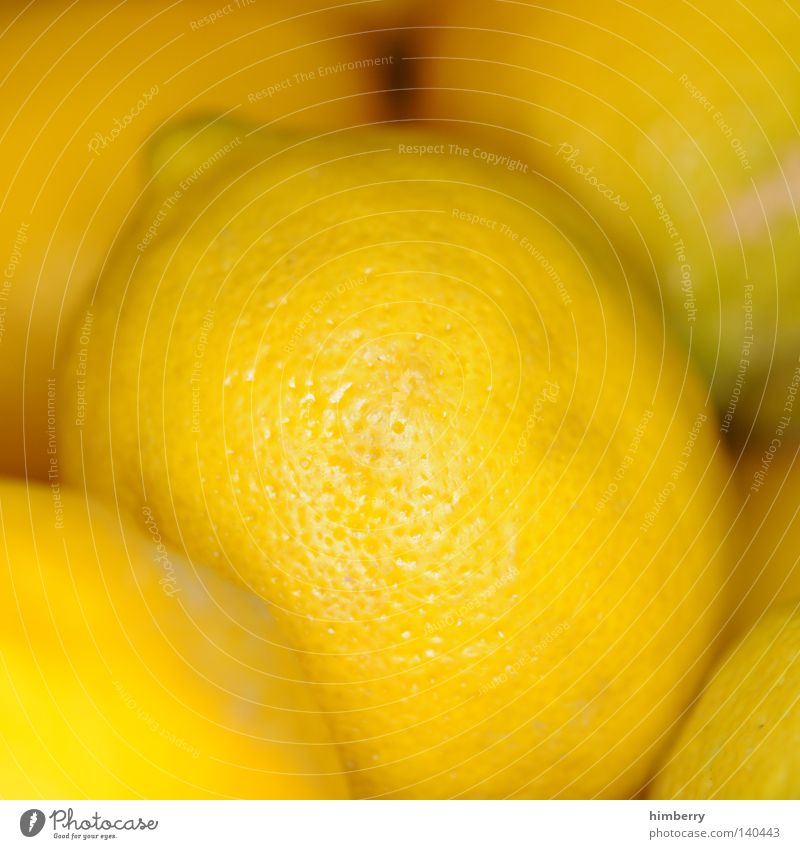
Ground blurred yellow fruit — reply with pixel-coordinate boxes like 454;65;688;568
0;479;348;798
62;122;733;798
298;0;430;26
414;0;800;437
729;444;800;633
0;0;386;479
652;603;800;799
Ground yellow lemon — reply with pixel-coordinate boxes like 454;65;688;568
61;122;733;798
728;445;800;633
652;603;800;799
414;0;800;437
0;0;386;479
0;479;348;798
298;0;430;26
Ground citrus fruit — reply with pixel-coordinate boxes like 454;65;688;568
299;0;429;26
0;479;347;798
729;444;800;633
651;603;800;799
61;121;733;798
414;0;800;437
0;0;385;478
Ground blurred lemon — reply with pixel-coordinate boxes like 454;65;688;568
0;479;347;798
0;0;386;478
729;445;800;632
414;0;800;437
299;0;430;26
62;122;733;798
652;603;800;799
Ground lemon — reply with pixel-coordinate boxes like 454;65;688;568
62;122;733;798
415;0;800;437
652;603;800;799
0;480;348;798
298;0;428;25
0;0;385;479
729;446;800;633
